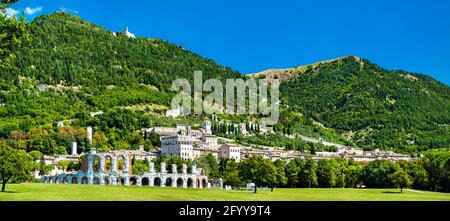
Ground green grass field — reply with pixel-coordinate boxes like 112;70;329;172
1;183;449;201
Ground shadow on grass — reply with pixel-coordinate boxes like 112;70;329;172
0;191;21;194
382;191;402;194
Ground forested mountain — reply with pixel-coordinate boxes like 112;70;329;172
275;56;449;152
1;12;241;88
0;12;241;153
0;12;448;154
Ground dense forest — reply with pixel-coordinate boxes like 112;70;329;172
279;56;450;152
0;12;448;155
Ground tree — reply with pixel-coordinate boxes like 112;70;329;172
317;159;337;188
194;153;219;178
0;142;33;192
218;158;242;187
344;164;363;188
273;159;287;191
389;170;413;192
239;155;277;193
0;0;30;66
298;159;318;188
132;159;149;175
362;160;399;188
397;160;429;190
421;152;450;192
285;159;301;187
58;160;70;172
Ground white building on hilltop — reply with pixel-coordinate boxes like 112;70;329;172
112;26;135;38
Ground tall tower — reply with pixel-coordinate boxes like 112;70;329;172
203;120;212;134
87;126;93;145
71;142;78;155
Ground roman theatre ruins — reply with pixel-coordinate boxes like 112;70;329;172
41;149;214;188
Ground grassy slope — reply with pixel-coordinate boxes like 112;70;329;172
1;183;449;201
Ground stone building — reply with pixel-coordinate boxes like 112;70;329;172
219;144;241;162
160;132;194;160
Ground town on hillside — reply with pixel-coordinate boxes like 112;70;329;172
38;111;416;180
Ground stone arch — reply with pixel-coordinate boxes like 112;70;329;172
117;155;128;172
154;177;161;187
71;176;78;184
202;179;208;188
165;177;173;187
187;178;194;188
103;154;113;173
176;177;184;187
104;177;110;185
93;155;101;173
117;177;125;185
62;176;69;184
93;177;100;184
130;177;138;185
142;177;150;186
81;176;88;184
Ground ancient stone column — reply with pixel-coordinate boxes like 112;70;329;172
149;176;154;187
87;154;94;184
161;176;166;187
123;154;130;174
136;177;142;186
99;155;105;185
161;162;166;173
111;175;117;186
183;178;187;188
124;176;130;186
171;164;177;174
172;178;177;188
192;164;197;174
111;156;117;174
182;164;187;174
149;162;155;173
99;155;105;174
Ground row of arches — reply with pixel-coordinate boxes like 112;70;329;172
44;176;209;188
88;154;129;174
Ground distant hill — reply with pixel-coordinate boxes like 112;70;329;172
272;56;450;152
249;56;360;82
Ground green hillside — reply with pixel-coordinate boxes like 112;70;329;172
1;12;241;87
0;12;239;153
279;56;450;152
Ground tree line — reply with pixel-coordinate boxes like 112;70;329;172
198;151;450;193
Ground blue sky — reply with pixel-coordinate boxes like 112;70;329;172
9;0;450;85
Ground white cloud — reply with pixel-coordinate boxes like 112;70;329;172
24;6;43;15
4;7;19;17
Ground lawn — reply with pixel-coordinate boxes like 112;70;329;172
1;183;449;201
